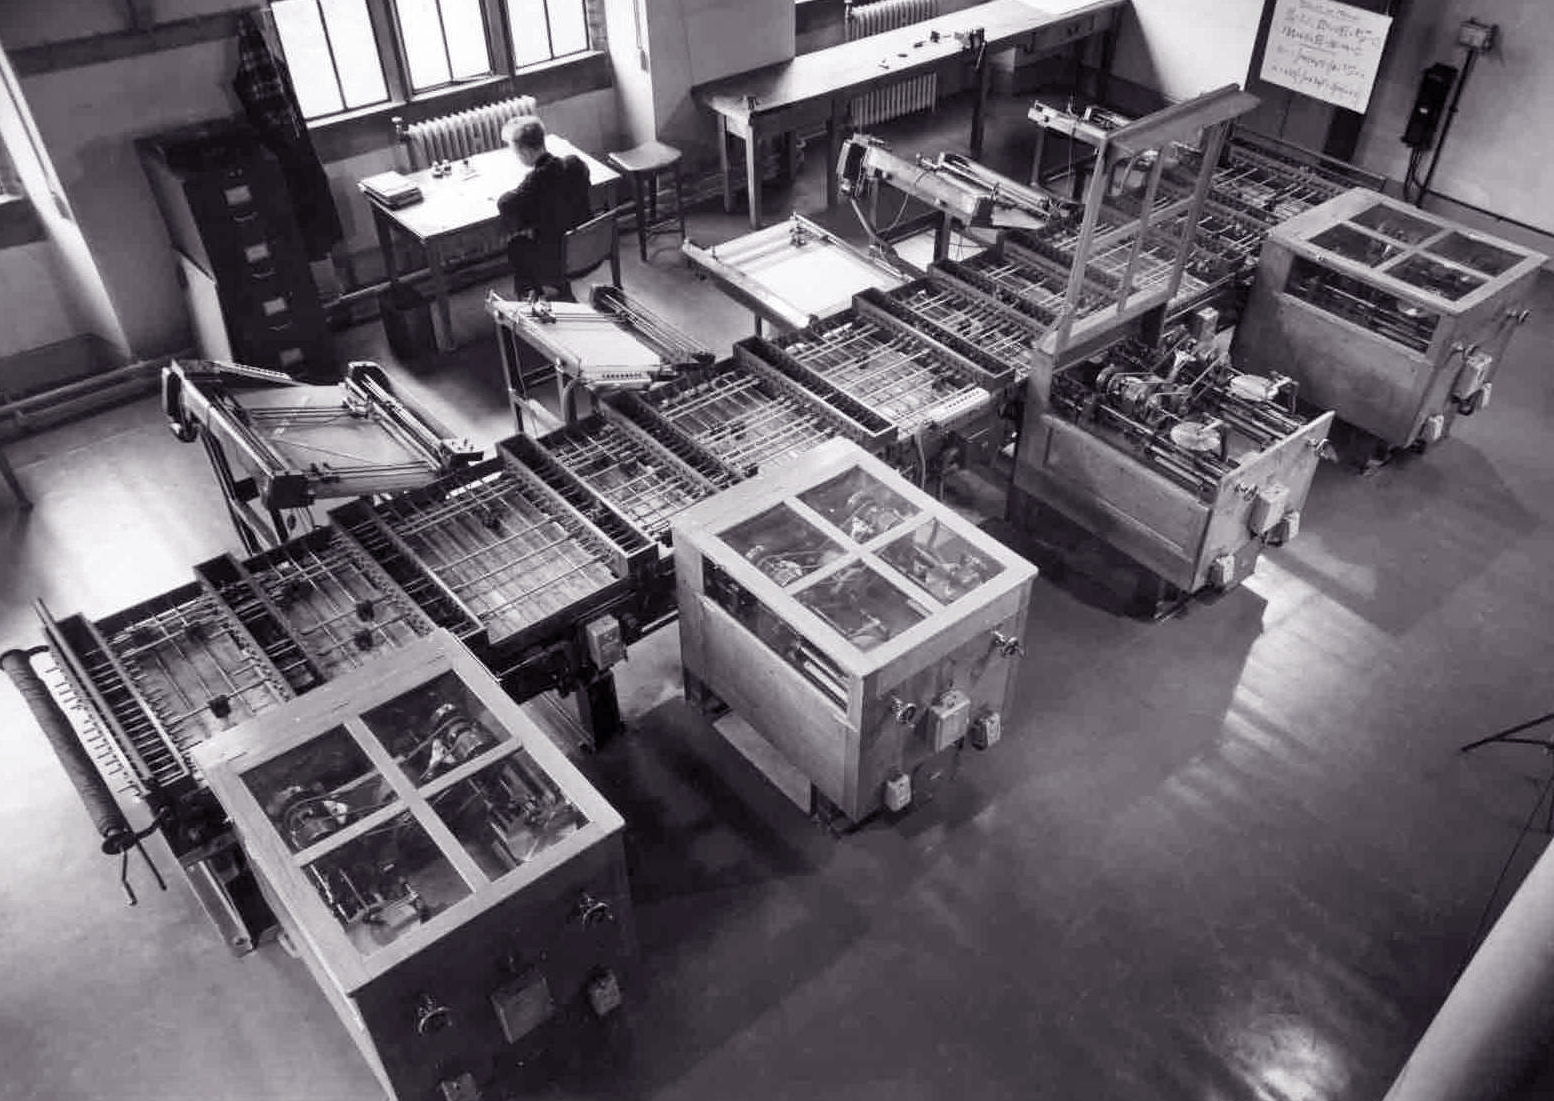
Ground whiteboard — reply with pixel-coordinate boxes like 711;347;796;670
1260;0;1392;113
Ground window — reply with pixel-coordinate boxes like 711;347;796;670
271;0;593;121
272;0;390;120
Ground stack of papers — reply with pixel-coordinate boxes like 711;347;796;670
359;171;423;208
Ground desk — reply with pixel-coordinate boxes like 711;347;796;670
693;0;1124;230
362;136;620;352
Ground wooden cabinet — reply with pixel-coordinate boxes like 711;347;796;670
673;439;1037;822
193;632;632;1101
1233;188;1546;449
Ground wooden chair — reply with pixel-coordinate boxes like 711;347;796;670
534;205;624;302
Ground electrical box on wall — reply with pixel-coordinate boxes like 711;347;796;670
1402;63;1458;148
1457;19;1496;52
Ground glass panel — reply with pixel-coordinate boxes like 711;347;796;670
360;671;510;786
545;0;590;57
720;503;844;588
428;750;586;879
1429;232;1522;277
440;0;492;80
795;561;929;652
507;0;554;67
241;726;396;853
1309;223;1400;267
303;812;470;954
703;560;847;708
877;519;1001;605
797;467;915;544
1349;203;1439;245
321;0;389;110
272;0;345;119
395;0;453;90
1284;257;1439;352
1388;254;1486;301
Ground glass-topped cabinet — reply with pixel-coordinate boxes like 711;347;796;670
1235;188;1546;449
194;631;632;1101
673;439;1037;824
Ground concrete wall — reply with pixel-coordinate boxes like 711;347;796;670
1113;0;1264;102
1351;0;1551;238
0;24;129;389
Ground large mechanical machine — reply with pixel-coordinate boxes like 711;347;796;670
673;438;1037;824
488;286;713;430
1015;325;1333;594
162;359;483;553
1233;188;1546;453
683;213;911;334
194;632;633;1101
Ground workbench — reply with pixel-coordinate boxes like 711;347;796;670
692;0;1124;229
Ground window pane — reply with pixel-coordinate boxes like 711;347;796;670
320;0;388;109
545;0;588;57
506;0;553;67
397;0;453;90
272;0;345;119
441;0;492;80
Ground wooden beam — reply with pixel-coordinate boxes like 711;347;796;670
7;9;248;78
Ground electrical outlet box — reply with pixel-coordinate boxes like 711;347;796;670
491;969;556;1044
584;615;625;670
927;689;971;752
1458;19;1496;52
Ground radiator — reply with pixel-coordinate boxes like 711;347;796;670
401;94;538;169
846;0;938;129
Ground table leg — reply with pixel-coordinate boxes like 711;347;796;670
970;54;992;159
719;116;734;215
0;446;30;510
372;206;399;282
427;239;453;353
826;99;843;209
745;127;763;230
1029;128;1047;187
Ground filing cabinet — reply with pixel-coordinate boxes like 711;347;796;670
139;118;336;380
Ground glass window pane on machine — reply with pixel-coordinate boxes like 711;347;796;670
272;0;345;118
507;0;554;67
796;561;928;652
303;812;472;954
1389;254;1485;302
721;504;844;588
321;0;389;109
241;726;397;853
360;672;511;786
440;0;493;80
1310;222;1401;268
428;750;586;880
1350;203;1439;246
396;0;453;89
798;467;915;545
1429;232;1521;278
878;519;1000;606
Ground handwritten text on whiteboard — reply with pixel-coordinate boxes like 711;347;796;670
1261;0;1392;113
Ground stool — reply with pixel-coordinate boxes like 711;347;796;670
606;141;686;263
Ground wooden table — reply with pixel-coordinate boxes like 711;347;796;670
362;136;620;353
692;0;1124;230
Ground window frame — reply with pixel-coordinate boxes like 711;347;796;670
273;0;592;125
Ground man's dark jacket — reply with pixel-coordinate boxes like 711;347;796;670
497;151;591;291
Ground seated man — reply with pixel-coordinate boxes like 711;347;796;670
497;116;592;300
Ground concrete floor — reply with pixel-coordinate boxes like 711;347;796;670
5;92;1554;1101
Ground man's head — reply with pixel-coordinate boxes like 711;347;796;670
502;116;547;167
